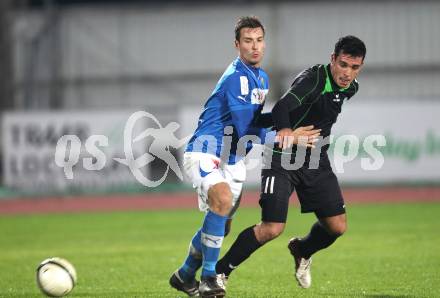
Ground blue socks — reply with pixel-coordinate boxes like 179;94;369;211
178;211;228;280
178;229;203;282
201;211;228;277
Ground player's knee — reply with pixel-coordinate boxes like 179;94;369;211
329;222;347;237
321;214;347;237
264;224;285;241
208;183;233;215
255;222;285;243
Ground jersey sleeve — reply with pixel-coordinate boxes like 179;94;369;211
272;67;320;130
254;112;273;128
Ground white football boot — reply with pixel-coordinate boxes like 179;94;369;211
199;274;226;297
288;237;312;288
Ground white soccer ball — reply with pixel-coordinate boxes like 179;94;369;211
36;257;77;297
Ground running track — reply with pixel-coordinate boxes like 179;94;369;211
1;187;440;215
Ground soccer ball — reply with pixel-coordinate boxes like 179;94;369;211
36;257;77;297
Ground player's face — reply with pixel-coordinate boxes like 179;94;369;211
330;53;364;88
235;27;265;67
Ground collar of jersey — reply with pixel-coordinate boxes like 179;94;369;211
237;57;262;88
323;64;349;94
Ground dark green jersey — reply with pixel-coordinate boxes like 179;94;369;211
272;64;359;139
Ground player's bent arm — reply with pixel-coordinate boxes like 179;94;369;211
254;112;273;128
273;68;322;149
272;69;319;130
272;97;298;130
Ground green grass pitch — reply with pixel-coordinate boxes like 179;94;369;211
1;202;439;297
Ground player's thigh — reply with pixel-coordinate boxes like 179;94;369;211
296;168;346;218
183;152;227;212
223;159;246;216
259;168;295;223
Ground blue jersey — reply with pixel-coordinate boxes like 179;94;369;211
186;57;270;164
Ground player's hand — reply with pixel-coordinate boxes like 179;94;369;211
275;126;321;149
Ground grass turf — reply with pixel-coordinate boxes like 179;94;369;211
0;202;439;297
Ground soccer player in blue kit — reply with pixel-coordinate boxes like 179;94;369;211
168;16;270;297
170;15;320;297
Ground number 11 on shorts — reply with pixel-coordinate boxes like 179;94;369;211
263;176;275;194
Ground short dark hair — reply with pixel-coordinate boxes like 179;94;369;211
334;35;366;60
235;16;265;41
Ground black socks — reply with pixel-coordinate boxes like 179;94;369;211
298;221;339;259
216;225;262;276
216;221;340;276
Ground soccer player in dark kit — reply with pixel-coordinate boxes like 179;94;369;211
216;35;366;289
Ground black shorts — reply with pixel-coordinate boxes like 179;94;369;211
259;151;345;223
